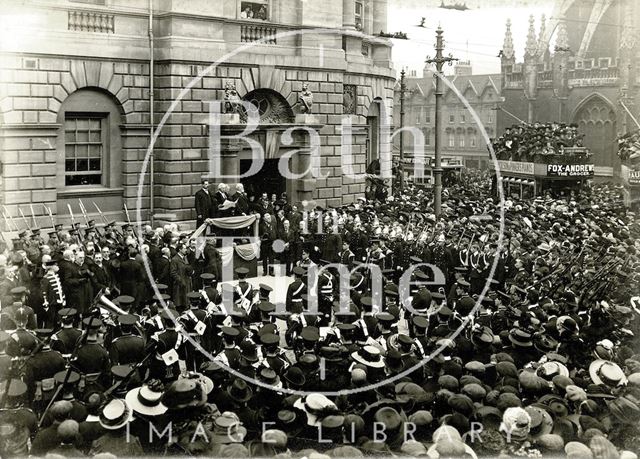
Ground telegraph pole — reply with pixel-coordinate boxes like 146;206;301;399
426;26;457;218
399;68;406;190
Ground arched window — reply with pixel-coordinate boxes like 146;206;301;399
468;127;477;147
56;88;123;213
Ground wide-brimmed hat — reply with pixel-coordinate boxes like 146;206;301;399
536;361;570;380
211;411;247;444
161;379;206;410
351;345;386;368
509;328;533;348
99;399;133;430
258;368;282;389
471;326;495;347
293;393;338;427
125;380;167;417
589;359;628;387
227;379;253;403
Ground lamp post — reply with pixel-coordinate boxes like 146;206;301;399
426;26;457;218
399;68;406;190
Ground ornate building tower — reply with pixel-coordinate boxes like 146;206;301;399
500;18;516;90
523;15;539;122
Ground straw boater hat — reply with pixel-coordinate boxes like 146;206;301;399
589;359;628;387
351;346;386;369
125;380;167;417
99;399;133;430
293;393;338;427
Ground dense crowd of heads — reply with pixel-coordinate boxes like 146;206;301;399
493;123;585;162
0;173;639;458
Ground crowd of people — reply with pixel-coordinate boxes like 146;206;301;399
617;130;640;164
493;122;586;162
0;171;639;458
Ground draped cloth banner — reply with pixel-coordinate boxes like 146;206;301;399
190;214;259;240
218;243;260;265
209;215;258;229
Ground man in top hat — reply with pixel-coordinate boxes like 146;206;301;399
109;314;145;366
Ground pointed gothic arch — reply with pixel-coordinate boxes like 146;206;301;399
572;93;617;171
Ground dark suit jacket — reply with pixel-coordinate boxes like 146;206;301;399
233;192;249;216
59;260;91;314
154;256;171;288
90;263;113;293
195;188;214;224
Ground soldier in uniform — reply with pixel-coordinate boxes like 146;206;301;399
74;317;111;388
316;260;335;326
215;326;241;370
109;314;145;366
469;240;489;295
51;308;82;357
24;329;66;408
248;283;273;324
6;307;38;358
233;267;254;313
259;332;288;375
286;267;307;314
40;259;66;329
179;292;207;371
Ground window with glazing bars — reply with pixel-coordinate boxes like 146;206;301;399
64;115;104;186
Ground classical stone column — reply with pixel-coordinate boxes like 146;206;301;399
292;114;323;205
343;0;355;29
212;114;242;188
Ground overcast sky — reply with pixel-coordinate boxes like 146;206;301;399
388;0;556;76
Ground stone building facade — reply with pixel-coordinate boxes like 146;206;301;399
497;0;640;178
0;0;395;230
394;61;501;170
